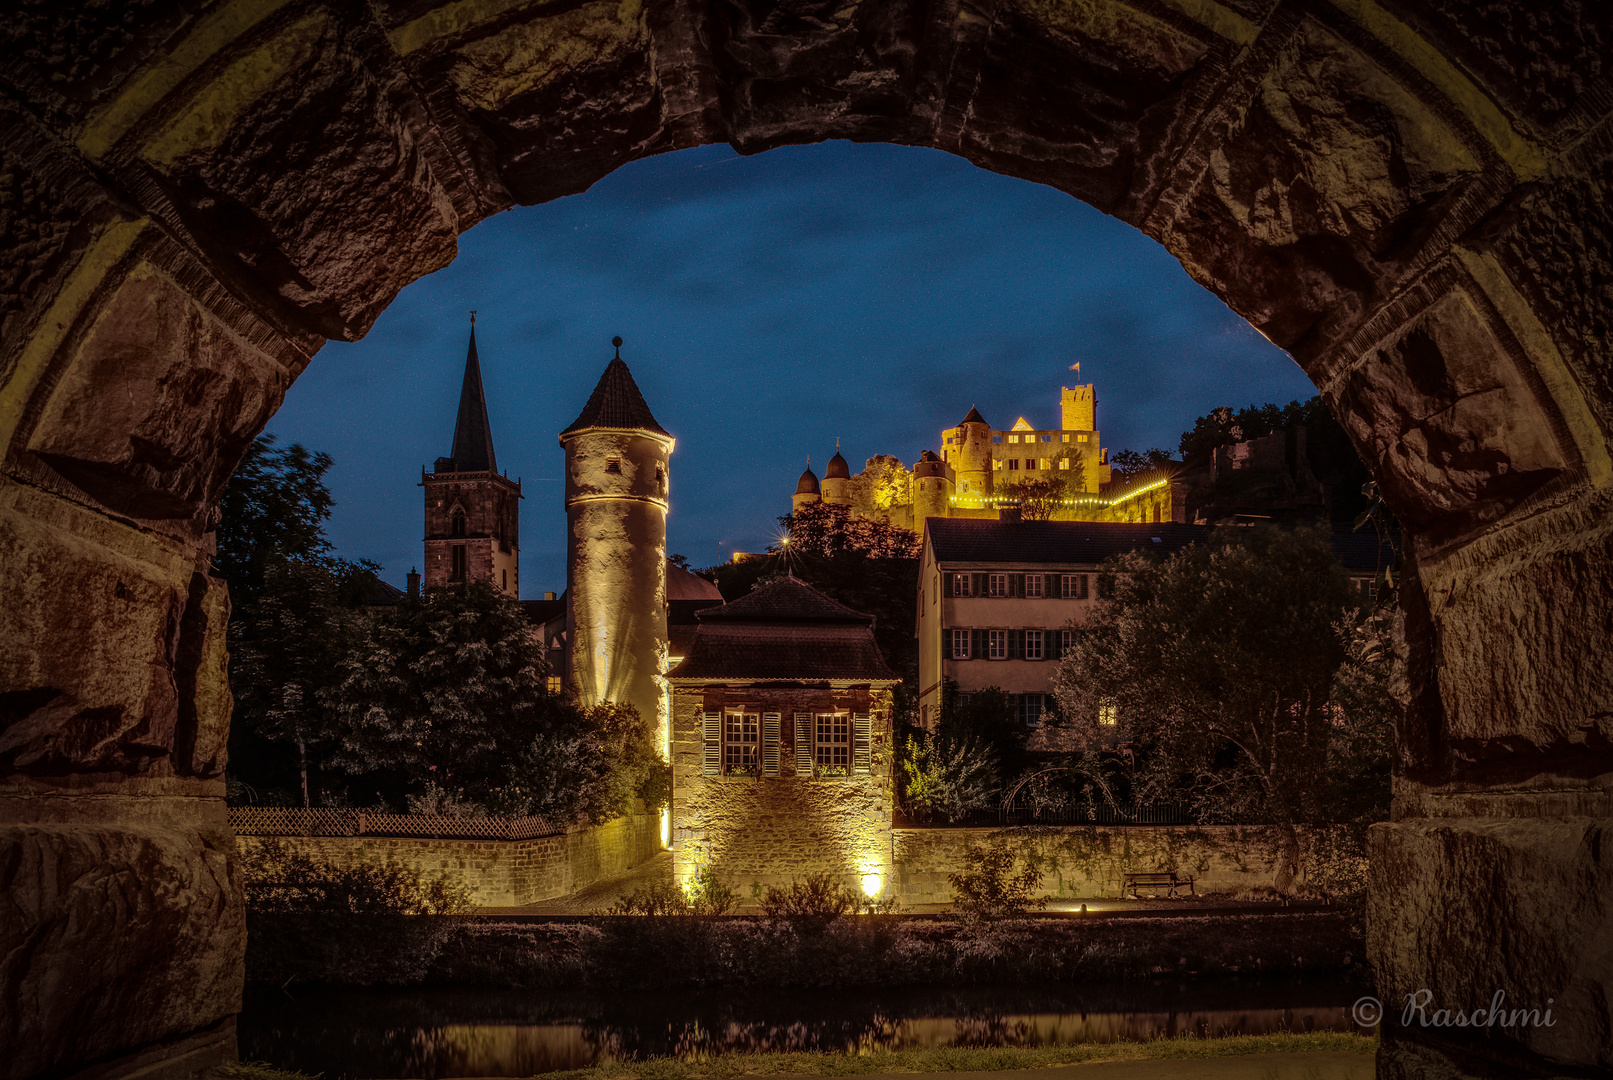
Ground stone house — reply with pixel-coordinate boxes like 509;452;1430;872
665;576;901;897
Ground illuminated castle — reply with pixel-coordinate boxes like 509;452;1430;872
791;383;1175;528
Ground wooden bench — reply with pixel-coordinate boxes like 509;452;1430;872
1123;870;1195;899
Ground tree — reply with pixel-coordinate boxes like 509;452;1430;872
216;435;336;606
851;455;912;514
326;580;664;824
781;500;921;559
998;476;1068;521
1051;526;1378;892
897;733;998;824
1108;448;1175;487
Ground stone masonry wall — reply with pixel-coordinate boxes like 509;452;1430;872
236;812;659;908
893;825;1351;905
672;685;895;895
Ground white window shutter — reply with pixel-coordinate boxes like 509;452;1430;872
852;713;872;776
794;713;813;777
762;712;781;777
702;712;720;776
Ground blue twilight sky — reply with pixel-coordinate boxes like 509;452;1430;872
265;141;1316;595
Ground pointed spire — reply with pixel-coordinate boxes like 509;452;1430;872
562;337;669;435
958;405;988;427
449;321;497;472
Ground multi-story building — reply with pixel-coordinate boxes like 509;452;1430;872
915;519;1396;730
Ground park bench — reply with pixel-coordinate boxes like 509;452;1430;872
1123;870;1195;899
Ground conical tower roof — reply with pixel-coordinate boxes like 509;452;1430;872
958;405;988;427
562;340;668;436
449;328;497;472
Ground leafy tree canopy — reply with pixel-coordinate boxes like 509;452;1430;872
998;476;1069;521
1052;525;1391;890
1107;448;1176;487
217;435;337;606
780;500;921;559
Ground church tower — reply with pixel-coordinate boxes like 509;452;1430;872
422;323;521;596
561;338;672;728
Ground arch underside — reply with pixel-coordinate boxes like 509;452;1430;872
1;2;1611;1076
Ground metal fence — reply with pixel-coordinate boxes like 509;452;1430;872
229;806;562;841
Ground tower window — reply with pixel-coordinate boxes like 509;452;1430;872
450;545;466;582
606;458;622;474
451;510;466;537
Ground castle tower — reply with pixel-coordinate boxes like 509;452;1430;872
561;338;673;728
792;462;821;512
821;447;852;505
1061;384;1097;432
948;406;994;501
912;450;954;523
422;324;521;596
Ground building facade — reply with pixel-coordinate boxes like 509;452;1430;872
666;576;900;896
916;519;1396;729
421;327;522;596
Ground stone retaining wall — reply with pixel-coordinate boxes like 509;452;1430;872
237;812;660;908
892;825;1351;905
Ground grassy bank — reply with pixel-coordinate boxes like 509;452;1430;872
247;911;1363;989
210;1032;1376;1080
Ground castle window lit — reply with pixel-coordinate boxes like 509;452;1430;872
724;712;759;775
815;714;849;771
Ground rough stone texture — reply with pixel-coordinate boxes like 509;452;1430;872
1;2;1610;1076
235;812;660;908
1369;817;1613;1072
892;824;1351;905
0;821;243;1080
671;685;893;894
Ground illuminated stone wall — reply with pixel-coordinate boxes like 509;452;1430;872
892;825;1353;905
670;686;895;896
236;812;660;909
563;427;671;728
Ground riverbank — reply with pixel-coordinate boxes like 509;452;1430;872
208;1032;1376;1080
247;909;1363;989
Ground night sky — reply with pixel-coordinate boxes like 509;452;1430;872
265;140;1316;595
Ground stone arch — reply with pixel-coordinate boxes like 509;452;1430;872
2;3;1609;1077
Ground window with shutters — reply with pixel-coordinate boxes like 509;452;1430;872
951;572;971;597
1025;574;1044;598
1061;573;1088;599
1062;628;1079;654
950;628;970;659
762;713;781;777
1024;630;1044;660
988;630;1007;660
794;713;814;777
1098;574;1115;599
1018;693;1045;726
988;574;1008;597
815;713;850;774
724;712;758;775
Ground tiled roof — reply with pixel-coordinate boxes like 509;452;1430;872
696;576;872;625
958;406;988;427
562;356;668;436
667;624;897;682
448;329;497;472
667;561;723;601
925;519;1399;572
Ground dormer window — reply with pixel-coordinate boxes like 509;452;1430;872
606;458;622;474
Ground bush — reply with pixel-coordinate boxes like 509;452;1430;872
759;873;859;925
608;865;737;916
238;838;473;914
947;837;1047;921
897;734;998;824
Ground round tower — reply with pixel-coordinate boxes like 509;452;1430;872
821;448;852;505
560;338;673;730
950;406;994;501
912;450;954;523
792;462;821;513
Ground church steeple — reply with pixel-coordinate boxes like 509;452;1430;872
448;324;497;473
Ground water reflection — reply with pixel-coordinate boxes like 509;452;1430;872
240;977;1372;1079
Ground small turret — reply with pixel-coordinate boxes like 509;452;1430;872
913;449;954;524
947;406;994;502
822;446;852;505
792;462;821;512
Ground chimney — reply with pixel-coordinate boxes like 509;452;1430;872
407;568;420;598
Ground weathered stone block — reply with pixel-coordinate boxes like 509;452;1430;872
0;823;244;1080
1368;816;1613;1070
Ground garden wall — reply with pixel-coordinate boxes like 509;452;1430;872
891;825;1357;904
236;812;660;908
